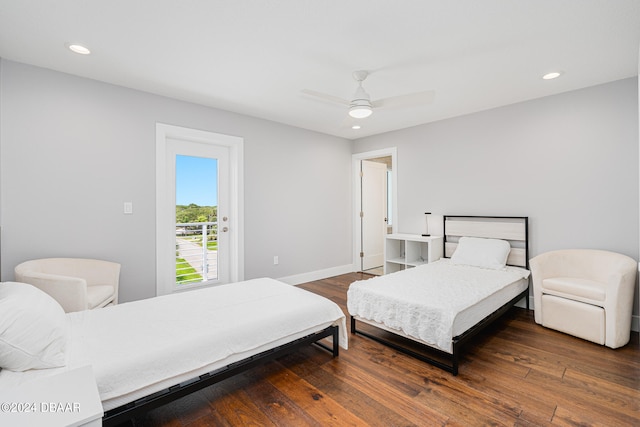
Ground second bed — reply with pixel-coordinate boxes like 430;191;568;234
348;215;530;375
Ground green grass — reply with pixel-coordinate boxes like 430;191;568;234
196;237;217;250
180;236;218;251
176;258;202;284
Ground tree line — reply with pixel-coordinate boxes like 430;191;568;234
176;204;217;223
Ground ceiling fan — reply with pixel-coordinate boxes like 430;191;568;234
302;70;435;119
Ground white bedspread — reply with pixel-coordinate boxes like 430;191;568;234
347;259;529;352
0;278;347;410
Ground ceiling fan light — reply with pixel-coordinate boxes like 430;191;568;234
349;105;372;118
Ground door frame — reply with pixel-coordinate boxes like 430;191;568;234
351;147;397;272
156;123;244;296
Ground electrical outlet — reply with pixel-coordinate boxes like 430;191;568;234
273;256;279;265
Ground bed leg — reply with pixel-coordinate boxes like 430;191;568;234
452;344;459;376
350;316;356;334
332;325;340;357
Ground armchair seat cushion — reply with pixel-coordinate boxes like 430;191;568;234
542;277;606;305
87;285;116;309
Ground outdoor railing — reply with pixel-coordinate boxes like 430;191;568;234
175;222;218;285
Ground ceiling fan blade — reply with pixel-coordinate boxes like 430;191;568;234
372;90;435;109
300;89;350;106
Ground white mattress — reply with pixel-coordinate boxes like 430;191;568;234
0;277;347;411
347;259;529;353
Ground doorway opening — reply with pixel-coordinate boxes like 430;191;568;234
352;148;397;275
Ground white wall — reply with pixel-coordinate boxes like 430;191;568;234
0;59;353;302
353;78;640;326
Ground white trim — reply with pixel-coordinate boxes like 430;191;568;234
352;148;398;272
155;123;244;296
516;297;531;310
278;264;355;286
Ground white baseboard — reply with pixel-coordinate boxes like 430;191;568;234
278;264;354;286
514;296;529;310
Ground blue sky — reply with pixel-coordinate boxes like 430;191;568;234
176;155;218;206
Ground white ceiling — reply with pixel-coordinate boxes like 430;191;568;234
1;1;639;139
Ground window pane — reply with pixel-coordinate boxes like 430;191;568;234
175;155;218;285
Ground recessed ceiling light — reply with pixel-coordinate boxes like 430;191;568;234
542;71;563;80
352;125;361;130
66;43;91;55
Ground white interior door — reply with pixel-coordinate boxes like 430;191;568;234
361;160;387;271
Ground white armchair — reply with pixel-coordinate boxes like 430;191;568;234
530;249;637;349
14;258;121;313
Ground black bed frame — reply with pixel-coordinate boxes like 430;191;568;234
102;325;340;426
351;288;526;375
351;215;529;376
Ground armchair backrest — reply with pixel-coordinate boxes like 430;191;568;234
14;258;121;312
530;249;637;285
15;258;120;288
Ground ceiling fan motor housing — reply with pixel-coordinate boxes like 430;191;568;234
349;81;373;118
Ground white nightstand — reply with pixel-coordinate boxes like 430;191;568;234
384;234;444;273
0;365;103;427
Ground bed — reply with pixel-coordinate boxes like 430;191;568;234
348;215;529;375
0;277;347;425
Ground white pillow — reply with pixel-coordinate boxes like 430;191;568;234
0;282;67;371
451;237;511;270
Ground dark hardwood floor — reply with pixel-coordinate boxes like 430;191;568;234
129;272;640;426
